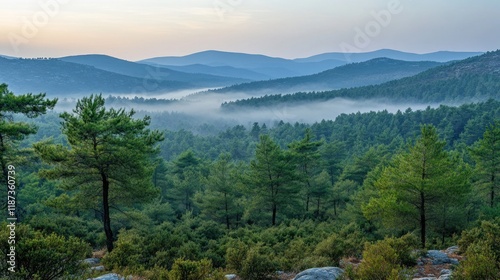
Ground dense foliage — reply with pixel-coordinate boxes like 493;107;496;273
2;78;500;278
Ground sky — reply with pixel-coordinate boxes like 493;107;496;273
1;0;499;61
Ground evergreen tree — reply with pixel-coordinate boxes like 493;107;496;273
195;153;242;229
34;94;163;252
364;125;470;247
0;84;57;186
470;121;500;207
248;135;299;225
288;129;323;215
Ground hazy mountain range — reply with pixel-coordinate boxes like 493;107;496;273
222;50;500;109
141;49;481;79
0;49;483;97
210;58;442;96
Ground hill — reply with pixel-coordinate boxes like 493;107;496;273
295;49;483;63
139;50;346;79
59;54;247;87
139;49;480;80
210;58;442;95
0;57;191;96
222;50;500;109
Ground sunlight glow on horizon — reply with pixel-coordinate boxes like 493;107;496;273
1;0;499;60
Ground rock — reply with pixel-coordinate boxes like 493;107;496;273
83;258;101;266
87;273;124;280
449;258;459;265
225;274;237;280
427;250;452;265
412;278;437;280
440;269;451;276
90;265;105;272
438;269;452;280
444;246;459;255
294;267;344;280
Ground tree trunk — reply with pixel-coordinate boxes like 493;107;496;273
315;197;321;219
272;203;277;226
420;191;426;248
491;174;495;208
224;193;230;230
102;173;114;253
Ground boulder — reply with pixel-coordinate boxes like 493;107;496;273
412;278;437;280
90;265;105;272
83;258;101;266
294;267;344;280
87;273;124;280
426;250;452;265
444;246;459;255
225;274;237;280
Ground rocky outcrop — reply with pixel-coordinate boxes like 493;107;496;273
425;250;458;265
294;267;344;280
87;273;124;280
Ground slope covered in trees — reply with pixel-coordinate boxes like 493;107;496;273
1;81;500;279
211;58;441;95
222;50;500;109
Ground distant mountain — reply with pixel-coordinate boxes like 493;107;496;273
222;50;499;108
295;49;483;63
0;57;192;96
59;54;247;87
139;50;346;79
210;58;442;95
0;55;16;59
139;49;481;80
156;64;271;81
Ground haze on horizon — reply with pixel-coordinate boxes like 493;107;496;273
1;0;499;61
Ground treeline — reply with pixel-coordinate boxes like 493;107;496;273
1;83;500;279
222;50;500;109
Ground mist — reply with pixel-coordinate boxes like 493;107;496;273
51;90;439;130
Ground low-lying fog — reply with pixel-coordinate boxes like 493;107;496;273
53;90;438;128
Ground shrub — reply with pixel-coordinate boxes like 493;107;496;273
169;258;213;280
453;241;500;280
103;229;145;271
0;223;91;280
313;223;366;265
353;234;418;280
240;245;277;280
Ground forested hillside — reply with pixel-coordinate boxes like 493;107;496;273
2;73;500;279
210;58;441;95
223;50;500;109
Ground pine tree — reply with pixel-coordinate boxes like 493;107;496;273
288;128;323;216
248;135;299;226
34;94;163;252
364;125;470;247
470;121;500;208
196;153;242;229
0;84;57;186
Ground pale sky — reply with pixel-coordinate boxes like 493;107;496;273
1;0;499;60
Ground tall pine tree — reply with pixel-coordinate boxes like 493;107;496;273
35;95;163;252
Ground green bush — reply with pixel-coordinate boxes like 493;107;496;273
453;241;500;280
355;241;404;280
458;220;500;259
225;240;248;272
103;229;145;271
0;223;91;280
240;245;277;280
313;223;366;265
169;258;213;280
352;234;418;280
454;221;500;280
